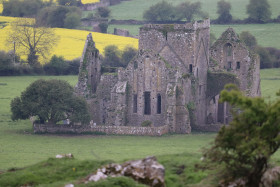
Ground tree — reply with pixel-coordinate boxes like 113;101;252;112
204;84;280;186
11;79;90;124
121;46;137;67
216;0;232;24
176;1;206;22
240;31;257;50
2;0;46;17
143;1;178;21
102;45;121;67
64;12;81;29
6;18;58;66
96;7;110;18
247;0;271;23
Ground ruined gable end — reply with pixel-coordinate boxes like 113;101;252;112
75;33;101;98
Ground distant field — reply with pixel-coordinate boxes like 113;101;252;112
0;68;279;170
0;16;138;62
109;0;280;21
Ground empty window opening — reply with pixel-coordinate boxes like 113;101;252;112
225;43;232;56
228;61;232;70
199;86;202;95
133;94;137;113
144;92;151;115
157;94;161;114
196;68;198;77
189;64;193;73
236;61;240;70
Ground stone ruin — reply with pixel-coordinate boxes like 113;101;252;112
75;19;260;134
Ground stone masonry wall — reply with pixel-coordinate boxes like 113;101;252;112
33;124;169;136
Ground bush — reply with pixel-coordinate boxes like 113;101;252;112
43;55;80;75
98;22;108;33
176;1;206;22
141;120;152;127
204;84;280;186
96;7;110;18
239;31;257;50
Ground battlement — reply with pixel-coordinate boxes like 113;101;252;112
140;18;210;32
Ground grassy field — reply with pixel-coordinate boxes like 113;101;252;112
0;69;279;171
109;0;280;21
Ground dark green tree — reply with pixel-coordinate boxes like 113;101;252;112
64;12;81;29
102;45;121;67
143;1;177;21
98;22;108;33
239;31;257;50
121;46;137;67
205;84;280;186
216;0;232;23
247;0;271;23
176;1;206;22
96;7;110;18
11;79;90;124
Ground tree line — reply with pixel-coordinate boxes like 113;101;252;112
0;45;137;76
143;0;279;24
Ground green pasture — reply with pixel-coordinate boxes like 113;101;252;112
0;69;279;172
108;24;280;49
109;0;280;21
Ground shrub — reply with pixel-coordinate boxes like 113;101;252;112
141;120;152;127
204;84;280;186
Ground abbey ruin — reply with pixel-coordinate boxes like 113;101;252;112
75;19;260;134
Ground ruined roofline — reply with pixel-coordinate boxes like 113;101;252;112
140;18;210;32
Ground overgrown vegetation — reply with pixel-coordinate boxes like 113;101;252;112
204;84;280;186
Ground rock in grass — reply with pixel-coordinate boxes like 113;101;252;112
56;153;74;159
85;156;165;187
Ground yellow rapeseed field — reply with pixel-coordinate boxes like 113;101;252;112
0;16;138;62
81;0;100;4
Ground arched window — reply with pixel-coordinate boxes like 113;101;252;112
236;61;240;70
144;92;151;115
228;61;232;70
133;94;137;113
189;64;193;73
224;43;232;56
157;94;161;114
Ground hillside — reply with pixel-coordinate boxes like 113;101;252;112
0;16;138;62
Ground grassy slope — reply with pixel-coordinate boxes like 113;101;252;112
109;0;280;21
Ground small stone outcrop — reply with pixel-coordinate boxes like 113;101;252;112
55;153;74;159
85;156;165;187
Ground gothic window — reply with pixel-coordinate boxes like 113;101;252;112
225;43;233;56
189;64;193;73
133;94;137;113
157;94;161;114
228;61;232;70
236;61;240;70
144;92;151;115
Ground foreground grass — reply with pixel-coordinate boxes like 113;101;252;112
0;68;279;185
0;153;210;187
